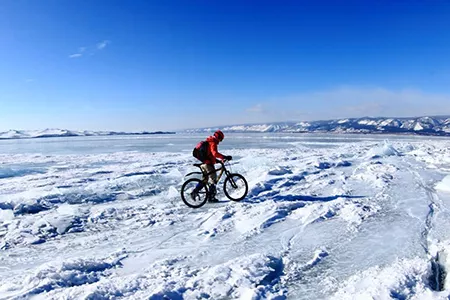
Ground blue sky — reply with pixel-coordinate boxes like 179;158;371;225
1;1;450;131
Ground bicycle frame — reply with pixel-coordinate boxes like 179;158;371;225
210;164;227;184
185;161;231;185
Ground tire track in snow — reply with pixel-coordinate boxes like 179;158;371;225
408;163;446;291
420;183;446;291
420;186;438;254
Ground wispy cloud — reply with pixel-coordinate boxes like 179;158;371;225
69;53;82;58
25;79;34;83
306;87;450;119
239;86;450;124
68;41;110;58
246;104;265;113
96;40;110;50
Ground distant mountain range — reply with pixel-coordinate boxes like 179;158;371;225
0;129;175;140
3;116;450;140
186;116;450;136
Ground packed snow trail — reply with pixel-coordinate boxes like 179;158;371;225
1;134;450;299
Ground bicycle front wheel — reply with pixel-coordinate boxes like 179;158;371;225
223;173;248;201
181;178;208;208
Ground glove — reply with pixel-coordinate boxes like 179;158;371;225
225;155;232;161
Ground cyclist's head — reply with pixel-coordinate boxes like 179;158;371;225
214;130;224;142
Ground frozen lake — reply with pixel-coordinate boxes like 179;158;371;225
0;132;442;155
1;133;450;299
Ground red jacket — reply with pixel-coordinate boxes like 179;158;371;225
204;135;225;164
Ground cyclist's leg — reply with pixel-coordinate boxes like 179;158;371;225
191;173;206;201
201;164;218;201
200;164;216;184
193;181;204;192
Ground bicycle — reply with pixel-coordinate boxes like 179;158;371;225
181;160;248;208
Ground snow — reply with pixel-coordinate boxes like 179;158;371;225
0;130;23;139
0;209;14;222
358;119;378;126
379;118;393;126
1;133;450;299
0;251;127;299
332;257;429;299
436;176;450;193
187;116;450;136
220;124;291;133
365;141;400;158
414;122;424;131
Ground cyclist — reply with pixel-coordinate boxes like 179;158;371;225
192;130;232;202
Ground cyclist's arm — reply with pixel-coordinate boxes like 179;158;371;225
210;142;225;161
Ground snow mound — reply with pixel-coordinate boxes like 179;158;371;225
0;251;127;299
27;254;285;299
0;167;46;179
1;204;89;249
304;248;329;270
332;258;428;299
284;248;330;284
0;209;14;222
366;142;400;158
313;160;351;170
336;160;352;167
268;166;293;176
436;175;450;193
314;161;332;170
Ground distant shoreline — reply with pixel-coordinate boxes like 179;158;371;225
0;131;176;141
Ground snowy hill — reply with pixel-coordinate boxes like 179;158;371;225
0;129;175;140
186;116;450;136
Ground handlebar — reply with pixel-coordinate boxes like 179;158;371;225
188;159;234;178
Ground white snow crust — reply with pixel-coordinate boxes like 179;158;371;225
1;133;450;299
436;176;450;193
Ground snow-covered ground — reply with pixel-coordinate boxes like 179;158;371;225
1;133;450;299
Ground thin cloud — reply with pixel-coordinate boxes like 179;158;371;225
68;41;110;58
96;40;110;50
242;87;450;124
69;53;82;58
313;87;450;119
246;104;265;113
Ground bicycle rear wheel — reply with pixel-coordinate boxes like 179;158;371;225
181;178;208;208
223;173;248;201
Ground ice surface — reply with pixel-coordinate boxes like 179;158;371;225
1;133;450;299
436;175;450;193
